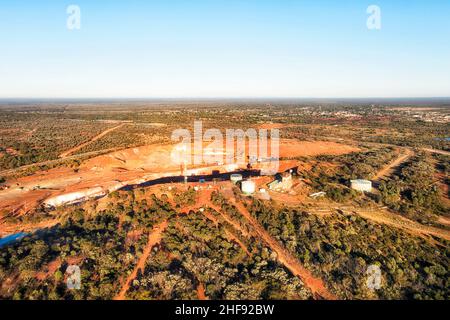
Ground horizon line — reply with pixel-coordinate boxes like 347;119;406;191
1;96;450;102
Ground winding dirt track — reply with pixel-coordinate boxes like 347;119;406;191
59;123;127;158
183;187;335;299
114;220;168;300
228;198;336;300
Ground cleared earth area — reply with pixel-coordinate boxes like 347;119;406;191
0;139;359;235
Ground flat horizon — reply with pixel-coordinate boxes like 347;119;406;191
1;96;450;101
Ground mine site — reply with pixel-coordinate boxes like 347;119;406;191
0;101;449;300
1;1;450;308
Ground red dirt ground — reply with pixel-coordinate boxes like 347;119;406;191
114;220;168;300
35;258;62;281
197;283;207;300
278;140;359;158
0;139;358;235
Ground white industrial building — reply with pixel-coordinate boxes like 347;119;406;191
44;187;106;208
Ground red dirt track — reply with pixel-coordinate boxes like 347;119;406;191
114;220;168;300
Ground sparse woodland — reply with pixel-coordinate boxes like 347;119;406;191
1;186;448;300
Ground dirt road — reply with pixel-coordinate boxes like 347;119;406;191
353;207;450;242
228;198;336;300
59;123;127;158
306;205;450;242
114;220;168;300
421;148;450;156
372;148;414;182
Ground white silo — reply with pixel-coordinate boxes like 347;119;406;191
241;180;256;194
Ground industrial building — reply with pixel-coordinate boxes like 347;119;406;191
44;187;106;208
268;172;293;192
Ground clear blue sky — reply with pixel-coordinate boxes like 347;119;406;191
0;0;449;98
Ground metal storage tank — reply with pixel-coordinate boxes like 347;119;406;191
241;180;256;194
230;174;243;184
350;179;372;192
